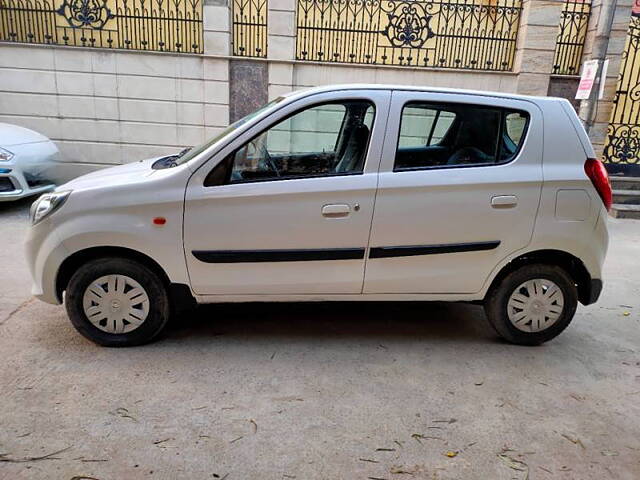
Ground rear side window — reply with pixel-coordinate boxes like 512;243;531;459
394;102;530;171
398;105;456;148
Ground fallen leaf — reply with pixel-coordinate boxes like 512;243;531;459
359;458;379;463
445;451;458;458
498;453;528;472
561;433;585;449
111;407;137;422
0;446;72;463
601;450;619;456
390;464;420;475
623;312;631;316
433;418;457;424
153;438;173;445
412;433;444;443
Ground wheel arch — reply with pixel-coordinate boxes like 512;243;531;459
56;246;173;303
485;249;595;305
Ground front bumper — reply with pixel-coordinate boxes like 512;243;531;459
25;218;67;305
0;167;55;201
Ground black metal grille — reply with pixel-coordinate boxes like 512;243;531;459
603;13;640;176
0;177;15;192
295;0;523;71
552;0;592;76
232;0;267;57
0;0;203;53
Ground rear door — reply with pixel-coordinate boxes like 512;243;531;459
363;91;543;294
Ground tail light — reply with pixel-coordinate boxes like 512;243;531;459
584;158;612;211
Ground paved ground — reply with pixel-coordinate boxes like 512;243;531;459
0;198;639;480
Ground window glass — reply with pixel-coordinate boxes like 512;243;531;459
397;106;456;148
505;112;527;145
394;102;529;171
175;97;285;166
222;100;374;184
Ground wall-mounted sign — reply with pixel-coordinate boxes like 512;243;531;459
576;59;599;100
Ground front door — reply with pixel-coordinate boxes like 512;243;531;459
364;91;543;294
184;90;390;295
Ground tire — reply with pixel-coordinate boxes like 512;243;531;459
484;264;578;346
65;257;170;347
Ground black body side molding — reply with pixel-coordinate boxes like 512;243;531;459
192;248;366;263
368;241;500;259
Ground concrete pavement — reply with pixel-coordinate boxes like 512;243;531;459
1;199;639;479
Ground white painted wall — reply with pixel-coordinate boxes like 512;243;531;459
0;43;230;178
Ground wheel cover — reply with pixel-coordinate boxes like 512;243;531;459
507;278;565;333
82;274;150;334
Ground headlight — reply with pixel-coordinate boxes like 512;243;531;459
0;147;14;161
30;190;71;225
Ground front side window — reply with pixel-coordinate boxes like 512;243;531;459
206;100;375;185
394;102;530;171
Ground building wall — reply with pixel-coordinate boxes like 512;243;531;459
0;44;230;178
0;0;610;175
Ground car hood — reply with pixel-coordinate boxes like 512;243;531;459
0;123;50;147
59;157;162;191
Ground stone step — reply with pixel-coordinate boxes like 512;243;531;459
610;176;640;190
612;189;640;205
610;203;640;220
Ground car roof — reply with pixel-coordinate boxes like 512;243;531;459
282;84;564;106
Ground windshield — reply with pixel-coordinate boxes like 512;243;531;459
173;97;285;165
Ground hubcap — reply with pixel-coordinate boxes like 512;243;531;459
507;279;564;333
82;275;150;334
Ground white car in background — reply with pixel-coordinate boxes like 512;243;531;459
0;123;60;201
25;85;610;347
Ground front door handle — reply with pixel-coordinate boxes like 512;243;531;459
322;204;350;218
491;195;518;208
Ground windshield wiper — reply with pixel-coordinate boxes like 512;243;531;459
177;147;192;157
151;147;193;170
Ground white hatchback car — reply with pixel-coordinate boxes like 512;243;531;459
26;85;610;347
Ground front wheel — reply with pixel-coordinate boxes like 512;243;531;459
65;257;170;347
484;264;578;346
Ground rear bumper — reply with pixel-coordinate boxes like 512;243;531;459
582;279;603;306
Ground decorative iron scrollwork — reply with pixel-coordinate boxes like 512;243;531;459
604;125;640;165
1;0;202;52
552;0;592;75
603;15;640;174
56;0;115;29
296;0;523;71
382;1;435;48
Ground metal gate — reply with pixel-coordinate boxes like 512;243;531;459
603;7;640;176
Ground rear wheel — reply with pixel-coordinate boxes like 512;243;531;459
65;257;170;347
485;264;578;345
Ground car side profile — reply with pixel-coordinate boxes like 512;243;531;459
25;85;610;347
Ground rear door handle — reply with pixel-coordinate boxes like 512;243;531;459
491;195;518;208
322;204;350;218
